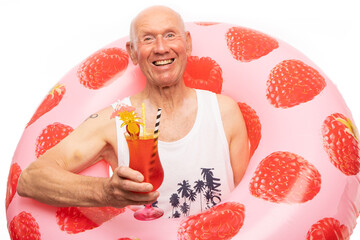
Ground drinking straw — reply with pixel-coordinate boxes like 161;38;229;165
151;108;162;159
142;102;146;136
154;108;162;136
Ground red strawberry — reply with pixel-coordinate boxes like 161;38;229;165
77;206;125;225
26;84;66;128
183;56;223;94
78;47;129;89
117;238;140;240
6;163;22;209
249;151;321;203
56;206;125;234
35;122;73;158
9;211;41;240
266;59;326;108
238;102;261;158
322;113;360;175
226;26;279;62
194;22;220;26
177;202;245;240
306;217;350;240
56;207;98;234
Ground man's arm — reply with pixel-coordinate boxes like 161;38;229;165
17;107;159;208
217;95;250;186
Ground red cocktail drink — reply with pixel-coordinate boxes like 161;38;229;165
125;134;163;191
125;133;164;220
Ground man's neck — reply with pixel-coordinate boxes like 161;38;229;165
134;81;194;115
129;80;198;142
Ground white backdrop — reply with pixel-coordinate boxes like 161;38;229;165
1;0;359;238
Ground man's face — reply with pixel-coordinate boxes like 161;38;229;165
128;9;192;88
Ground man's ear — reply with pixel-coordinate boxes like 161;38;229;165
126;41;138;65
185;31;192;57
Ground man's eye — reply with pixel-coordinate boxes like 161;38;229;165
142;36;154;42
165;33;176;39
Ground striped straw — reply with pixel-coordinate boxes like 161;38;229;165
154;108;162;136
150;108;162;163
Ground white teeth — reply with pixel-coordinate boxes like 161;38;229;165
154;59;174;66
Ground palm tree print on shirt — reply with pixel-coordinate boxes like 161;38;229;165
169;168;222;218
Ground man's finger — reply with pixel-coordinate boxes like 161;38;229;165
115;166;144;182
121;191;159;203
118;179;153;193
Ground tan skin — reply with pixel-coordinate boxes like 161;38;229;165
17;6;249;209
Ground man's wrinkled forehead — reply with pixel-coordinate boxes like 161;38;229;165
130;6;185;40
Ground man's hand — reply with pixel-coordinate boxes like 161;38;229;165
103;166;159;208
17;107;159;209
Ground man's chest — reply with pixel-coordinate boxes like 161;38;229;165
155;109;197;142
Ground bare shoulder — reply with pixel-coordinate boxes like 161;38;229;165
54;105;117;155
78;106;116;140
216;94;245;141
83;106;114;124
216;94;243;122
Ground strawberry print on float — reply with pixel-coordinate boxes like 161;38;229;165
183;56;223;94
6;163;22;210
266;59;326;108
78;47;129;90
322;113;360;175
306;217;350;240
9;211;41;240
35;122;74;158
178;202;245;240
56;206;125;234
225;26;279;62
249;151;321;203
26;84;66;128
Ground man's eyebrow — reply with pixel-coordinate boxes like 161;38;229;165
138;27;179;37
138;31;153;37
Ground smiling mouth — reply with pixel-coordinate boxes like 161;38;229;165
153;58;174;66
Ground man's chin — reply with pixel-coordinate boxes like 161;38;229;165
153;78;182;88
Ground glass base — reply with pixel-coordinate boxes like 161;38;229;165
133;204;164;221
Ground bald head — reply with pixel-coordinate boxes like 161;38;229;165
129;6;185;42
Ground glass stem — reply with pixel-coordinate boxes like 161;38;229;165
144;204;153;209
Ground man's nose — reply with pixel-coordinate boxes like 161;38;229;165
153;35;169;53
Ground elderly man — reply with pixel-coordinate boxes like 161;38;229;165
17;6;249;218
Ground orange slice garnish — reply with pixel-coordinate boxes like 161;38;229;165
126;123;140;136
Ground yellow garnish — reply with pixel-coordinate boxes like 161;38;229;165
127;122;140;136
110;103;143;136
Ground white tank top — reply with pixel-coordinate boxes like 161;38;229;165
112;89;234;218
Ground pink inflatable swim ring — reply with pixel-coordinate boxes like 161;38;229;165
6;22;360;240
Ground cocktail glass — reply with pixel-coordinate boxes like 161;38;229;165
125;132;164;220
